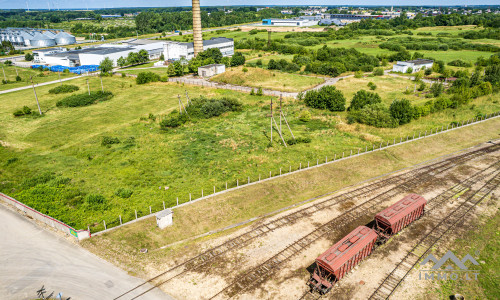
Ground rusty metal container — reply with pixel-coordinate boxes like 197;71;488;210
375;194;427;237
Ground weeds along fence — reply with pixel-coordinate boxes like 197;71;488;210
0;192;91;241
168;77;294;97
90;111;500;236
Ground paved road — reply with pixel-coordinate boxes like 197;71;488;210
0;204;173;300
0;74;89;95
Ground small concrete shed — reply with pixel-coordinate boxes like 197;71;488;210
156;208;173;229
198;63;225;77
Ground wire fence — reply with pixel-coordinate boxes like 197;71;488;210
90;111;500;236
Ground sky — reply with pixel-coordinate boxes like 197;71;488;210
0;0;498;10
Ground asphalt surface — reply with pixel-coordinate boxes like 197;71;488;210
0;204;173;300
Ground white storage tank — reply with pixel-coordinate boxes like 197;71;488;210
54;32;76;45
30;32;56;47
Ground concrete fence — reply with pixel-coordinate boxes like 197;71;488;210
0;192;90;241
91;111;500;236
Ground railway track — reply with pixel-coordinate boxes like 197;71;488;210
369;170;500;300
208;145;500;299
114;143;499;300
299;161;500;300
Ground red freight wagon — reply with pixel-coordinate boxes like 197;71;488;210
308;226;378;294
375;194;426;238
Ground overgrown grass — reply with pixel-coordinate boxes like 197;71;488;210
210;66;324;92
0;64;76;91
0;62;498;233
430;212;500;299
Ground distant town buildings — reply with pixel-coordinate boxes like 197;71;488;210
262;18;320;27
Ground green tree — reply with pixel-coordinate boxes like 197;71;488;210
230;52;245;67
137;50;149;63
99;57;114;74
167;63;176;77
348;90;382;111
117;56;127;68
389;99;414;125
159;53;165;61
484;64;500;85
430;82;444;97
304;86;346;112
173;61;184;76
24;53;34;61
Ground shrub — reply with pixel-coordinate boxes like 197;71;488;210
101;136;120;147
48;84;79;94
115;188;133;199
242;67;248;73
160;75;169;82
373;68;384;76
230;52;246;67
287;137;312;145
304;86;346;112
121;73;126;78
448;59;472;68
406;67;413;74
348;103;398;128
418;82;426;91
160;112;189;128
189;96;242;118
348;90;382;111
390;99;414;125
354;71;364;78
256;87;263;96
136;71;161;84
425;68;432;76
298;110;311;122
15;75;21;81
4;60;12;66
13;106;32;117
430;82;444;97
367;81;377;90
250;89;255;95
56;91;113;107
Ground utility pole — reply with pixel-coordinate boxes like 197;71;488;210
1;65;6;81
100;75;103;92
14;65;18;76
30;76;42;115
279;95;282;133
86;78;90;95
58;71;61;84
177;94;188;114
270;97;273;143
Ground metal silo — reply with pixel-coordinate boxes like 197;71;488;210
29;32;56;47
54;32;76;45
20;31;33;46
44;30;56;39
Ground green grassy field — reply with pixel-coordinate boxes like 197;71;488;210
0;73;499;232
0;64;77;91
117;67;168;76
210;66;324;92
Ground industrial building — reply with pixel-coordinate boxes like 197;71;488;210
40;40;166;67
0;28;76;48
392;59;434;73
261;18;319;27
319;14;391;26
163;37;234;61
198;64;226;77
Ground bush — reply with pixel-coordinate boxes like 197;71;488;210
230;52;246;67
298;110;311;122
256;87;263;96
430;82;444;97
25;53;34;61
373;68;384;76
250;89;255;95
348;90;382;111
115;188;133;199
425;68;432;76
304;86;346;112
15;75;21;81
390;99;414;125
368;82;377;90
101;136;120;147
136;71;161;84
347;103;398;128
287;137;312;145
13;106;32;117
160;75;169;82
160;112;189;128
354;70;364;78
417;82;426;91
121;73;126;78
190;96;242;118
56;91;113;107
48;84;79;94
448;59;472;68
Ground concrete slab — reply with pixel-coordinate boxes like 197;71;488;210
0;204;173;300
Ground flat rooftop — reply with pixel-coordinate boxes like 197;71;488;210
46;46;135;58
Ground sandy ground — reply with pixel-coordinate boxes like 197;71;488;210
117;145;500;300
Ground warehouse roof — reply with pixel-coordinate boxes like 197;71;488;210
46;46;135;58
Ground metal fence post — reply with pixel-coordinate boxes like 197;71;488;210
317;159;319;165
308;161;310;168
119;215;122;225
280;168;282;175
177;197;179;206
269;170;272;178
226;182;228;189
189;193;192;201
326;156;328;163
214;186;216;194
103;220;106;230
237;179;239;187
334;154;336;160
290;165;292;172
149;206;152;214
163;201;165;210
135;210;137;219
202;189;204;197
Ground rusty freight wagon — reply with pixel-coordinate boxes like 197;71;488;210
308;226;378;294
375;194;426;239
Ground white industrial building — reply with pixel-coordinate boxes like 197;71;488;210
198;64;226;77
163;37;234;61
261;18;319;27
41;40;166;67
33;48;68;63
392;59;434;73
